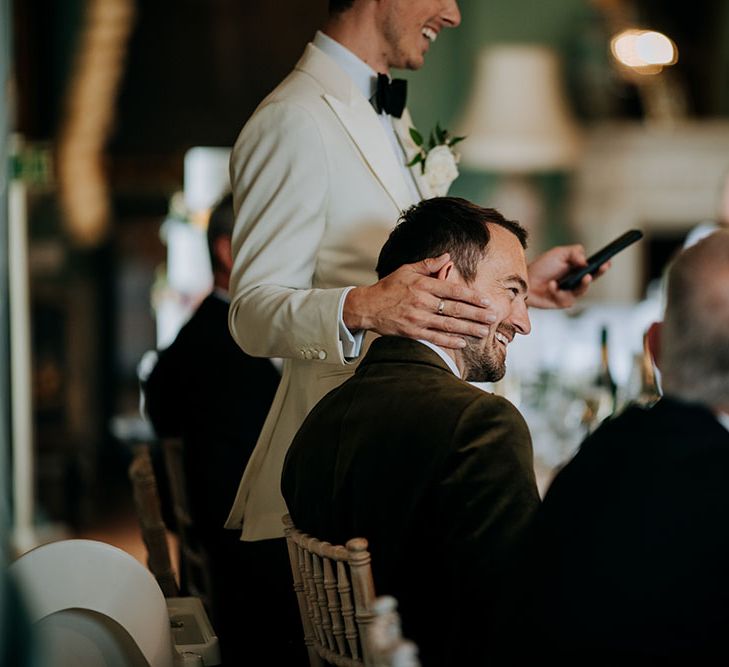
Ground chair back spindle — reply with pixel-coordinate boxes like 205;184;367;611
161;437;214;615
283;514;377;667
128;444;179;597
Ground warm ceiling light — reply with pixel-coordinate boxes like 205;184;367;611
611;29;677;74
636;31;677;66
612;30;645;68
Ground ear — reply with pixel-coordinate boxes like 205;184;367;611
435;260;458;282
213;236;233;273
646;321;662;370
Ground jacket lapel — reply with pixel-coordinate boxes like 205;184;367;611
296;44;414;213
393;110;434;200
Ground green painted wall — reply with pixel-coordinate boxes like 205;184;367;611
399;0;729;249
397;0;603;249
404;0;594;125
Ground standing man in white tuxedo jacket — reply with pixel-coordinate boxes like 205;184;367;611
226;0;599;543
225;2;603;657
226;0;599;547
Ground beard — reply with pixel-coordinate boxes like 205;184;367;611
461;326;514;382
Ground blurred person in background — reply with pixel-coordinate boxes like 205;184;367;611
143;192;281;664
519;231;729;663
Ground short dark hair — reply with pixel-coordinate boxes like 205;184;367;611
207;191;234;271
376;197;528;282
329;0;355;15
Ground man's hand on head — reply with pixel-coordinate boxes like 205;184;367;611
343;253;496;349
527;244;610;309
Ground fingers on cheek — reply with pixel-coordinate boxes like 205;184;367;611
441;317;456;333
446;285;466;302
434;334;464;349
447;302;462;318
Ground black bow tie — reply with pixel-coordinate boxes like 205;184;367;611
373;73;407;118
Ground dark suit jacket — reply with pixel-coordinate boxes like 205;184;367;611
144;292;280;535
520;397;729;664
144;293;291;667
282;336;540;666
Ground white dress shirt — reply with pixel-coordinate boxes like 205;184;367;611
314;31;421;201
417;339;461;378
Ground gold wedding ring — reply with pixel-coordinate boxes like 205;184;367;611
437;299;445;315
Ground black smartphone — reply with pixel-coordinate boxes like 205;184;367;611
557;229;644;291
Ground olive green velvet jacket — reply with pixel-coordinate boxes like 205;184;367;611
282;336;540;666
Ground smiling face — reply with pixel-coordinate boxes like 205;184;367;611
460;224;531;382
376;0;461;71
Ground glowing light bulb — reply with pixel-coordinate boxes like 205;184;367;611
636;31;676;66
611;29;677;74
612;30;644;68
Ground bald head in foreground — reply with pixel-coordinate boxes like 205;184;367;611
522;230;729;663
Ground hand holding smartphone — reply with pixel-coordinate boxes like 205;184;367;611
557;229;644;291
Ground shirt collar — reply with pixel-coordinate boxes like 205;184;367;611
313;30;378;103
416;339;461;378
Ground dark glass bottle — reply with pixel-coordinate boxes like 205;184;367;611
597;325;618;414
637;331;661;407
583;325;618;431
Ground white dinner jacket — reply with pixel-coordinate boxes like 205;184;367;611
226;42;433;540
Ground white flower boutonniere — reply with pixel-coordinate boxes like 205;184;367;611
407;123;465;197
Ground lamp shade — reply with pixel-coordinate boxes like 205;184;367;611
183;146;231;212
457;45;581;173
